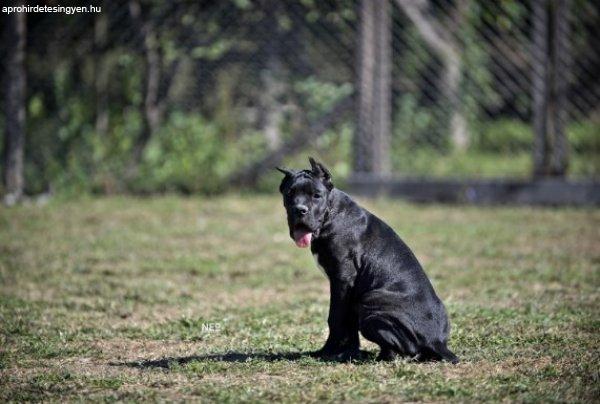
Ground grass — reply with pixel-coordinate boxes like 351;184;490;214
391;150;599;179
0;194;598;402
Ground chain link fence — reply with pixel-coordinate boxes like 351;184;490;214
2;0;599;195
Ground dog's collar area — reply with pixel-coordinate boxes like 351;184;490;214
315;189;336;239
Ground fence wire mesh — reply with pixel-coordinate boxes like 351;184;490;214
1;0;599;193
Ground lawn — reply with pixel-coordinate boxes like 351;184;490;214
0;195;598;402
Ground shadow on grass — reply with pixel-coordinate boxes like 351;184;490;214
114;350;377;369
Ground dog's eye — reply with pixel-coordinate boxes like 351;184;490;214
313;193;321;199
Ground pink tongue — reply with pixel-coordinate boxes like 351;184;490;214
293;230;313;248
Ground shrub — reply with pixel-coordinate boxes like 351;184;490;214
134;113;244;194
474;119;533;153
568;121;600;154
474;118;600;156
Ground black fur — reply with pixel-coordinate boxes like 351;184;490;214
278;158;458;363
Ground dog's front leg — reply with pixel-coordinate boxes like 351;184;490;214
316;278;360;360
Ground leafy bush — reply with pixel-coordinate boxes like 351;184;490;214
393;95;449;150
474;119;533;153
568;121;600;154
474;119;600;156
134;113;267;194
294;77;353;119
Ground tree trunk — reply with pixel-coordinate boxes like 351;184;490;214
373;0;392;174
395;0;468;150
354;0;392;175
549;0;569;176
259;0;284;150
2;6;27;204
354;0;375;174
94;2;109;137
532;0;550;176
532;0;569;177
129;0;163;168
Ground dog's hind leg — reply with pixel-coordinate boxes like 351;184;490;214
359;313;419;361
420;341;459;364
376;346;397;361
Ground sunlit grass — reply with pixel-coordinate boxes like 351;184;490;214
1;195;598;401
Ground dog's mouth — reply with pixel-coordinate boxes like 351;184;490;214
292;225;313;248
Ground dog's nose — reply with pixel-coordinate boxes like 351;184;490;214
295;205;309;215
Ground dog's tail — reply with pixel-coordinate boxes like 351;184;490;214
423;341;459;364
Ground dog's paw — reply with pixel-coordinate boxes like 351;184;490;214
336;348;362;362
311;344;338;357
376;349;398;362
313;347;361;362
312;345;342;357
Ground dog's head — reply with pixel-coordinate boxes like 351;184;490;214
277;157;333;248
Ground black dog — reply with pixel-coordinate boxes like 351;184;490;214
277;158;458;363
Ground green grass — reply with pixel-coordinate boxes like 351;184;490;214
391;150;599;178
1;195;598;402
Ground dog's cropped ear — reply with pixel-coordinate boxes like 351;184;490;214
276;167;294;194
276;167;294;177
308;157;333;190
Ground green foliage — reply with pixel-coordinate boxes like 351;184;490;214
294;77;353;119
5;0;599;198
136;113;229;194
569;120;600;154
393;94;447;150
391;117;599;177
391;149;532;178
460;1;504;127
474;119;533;153
474;118;600;160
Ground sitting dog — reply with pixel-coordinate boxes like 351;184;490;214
277;157;458;363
